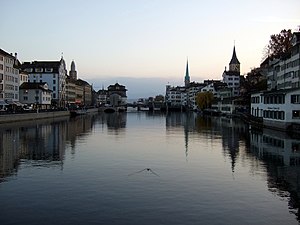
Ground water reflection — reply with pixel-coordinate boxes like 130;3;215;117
0;113;127;182
165;112;300;222
1;112;300;224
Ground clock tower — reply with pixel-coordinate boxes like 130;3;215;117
229;46;240;74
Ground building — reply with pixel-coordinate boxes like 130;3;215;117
65;76;76;105
75;79;92;106
21;57;67;108
107;83;127;107
65;61;92;107
251;88;300;130
266;32;300;91
0;49;20;104
19;82;52;109
250;31;300;131
222;46;241;96
165;85;187;110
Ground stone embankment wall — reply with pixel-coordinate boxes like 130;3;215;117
0;111;70;124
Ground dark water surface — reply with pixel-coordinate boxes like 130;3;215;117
1;112;300;225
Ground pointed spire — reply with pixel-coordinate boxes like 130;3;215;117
229;45;240;65
185;58;190;87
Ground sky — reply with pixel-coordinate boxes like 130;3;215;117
1;0;300;98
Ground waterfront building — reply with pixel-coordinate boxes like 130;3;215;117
165;85;187;110
21;57;67;108
107;83;127;107
222;46;241;96
19;82;52;109
0;49;20;104
250;31;300;131
75;79;92;106
97;88;108;106
65;76;76;105
266;32;300;91
187;82;205;110
251;88;300;130
65;61;92;106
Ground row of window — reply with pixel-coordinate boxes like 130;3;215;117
25;68;54;73
227;77;239;81
5;84;17;91
281;59;300;71
264;95;285;104
5;66;18;75
4;93;17;99
263;110;285;120
4;75;18;83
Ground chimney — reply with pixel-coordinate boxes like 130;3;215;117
15;53;17;60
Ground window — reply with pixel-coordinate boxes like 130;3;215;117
25;68;33;72
53;80;56;84
53;86;56;91
291;95;300;104
23;96;28;100
45;68;53;72
35;68;43;72
293;110;300;119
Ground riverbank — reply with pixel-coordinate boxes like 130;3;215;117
0;108;99;124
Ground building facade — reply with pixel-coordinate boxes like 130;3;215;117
19;82;52;109
21;57;67;108
0;49;20;103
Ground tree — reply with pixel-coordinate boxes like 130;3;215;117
264;29;293;59
195;92;214;110
154;94;164;102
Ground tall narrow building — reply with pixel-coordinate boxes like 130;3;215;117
222;45;241;96
184;59;190;87
69;60;77;80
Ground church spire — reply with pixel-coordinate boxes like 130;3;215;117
229;45;240;65
185;58;190;87
229;45;240;73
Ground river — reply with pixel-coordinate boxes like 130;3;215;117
0;111;300;225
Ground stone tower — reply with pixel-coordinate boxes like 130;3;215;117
69;60;77;80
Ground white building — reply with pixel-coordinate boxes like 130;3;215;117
21;57;67;108
165;85;187;108
0;49;20;104
251;88;300;130
267;32;300;90
19;82;52;109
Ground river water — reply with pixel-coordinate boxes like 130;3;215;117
0;111;300;225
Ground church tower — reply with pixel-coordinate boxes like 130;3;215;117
229;46;240;74
69;60;77;80
184;59;190;87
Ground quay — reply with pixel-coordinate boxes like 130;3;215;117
0;108;99;124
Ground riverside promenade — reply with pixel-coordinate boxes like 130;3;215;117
0;110;70;124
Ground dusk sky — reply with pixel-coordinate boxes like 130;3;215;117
1;0;300;98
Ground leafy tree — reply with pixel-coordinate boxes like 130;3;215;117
264;29;293;59
154;94;164;102
196;92;214;110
